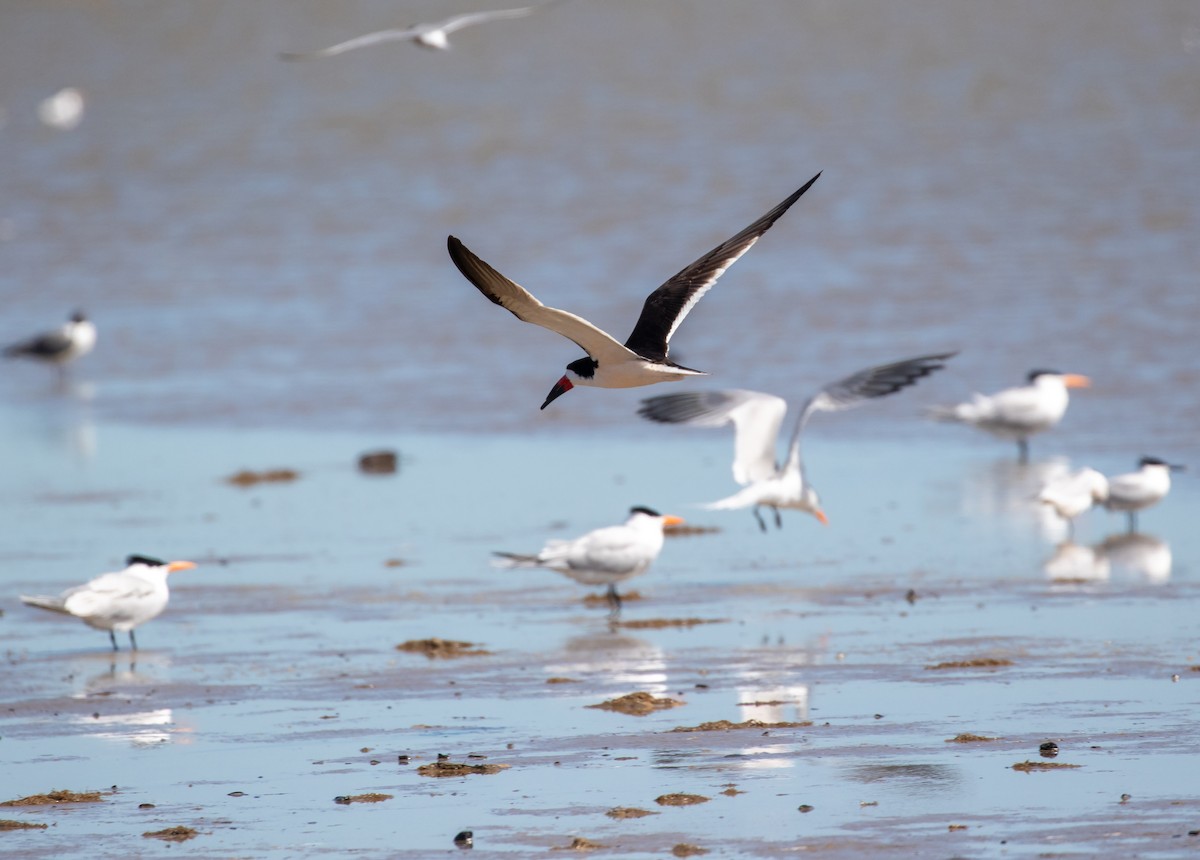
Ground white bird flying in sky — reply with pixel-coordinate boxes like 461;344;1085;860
638;353;954;531
279;3;558;59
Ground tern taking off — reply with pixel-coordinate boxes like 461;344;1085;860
21;555;197;651
638;353;954;531
927;369;1090;462
4;310;96;372
279;3;557;59
1103;456;1183;533
448;173;820;409
492;507;684;613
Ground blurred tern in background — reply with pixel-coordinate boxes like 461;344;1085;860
928;369;1090;462
1103;456;1183;532
4;310;96;374
21;555;197;651
638;353;954;531
279;3;560;59
448;173;820;410
1036;466;1108;538
493;507;683;613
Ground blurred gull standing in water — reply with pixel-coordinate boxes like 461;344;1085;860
492;507;683;614
638;353;954;531
448;174;820;410
928;369;1090;462
4;310;96;374
21;555;197;651
279;3;561;59
1102;456;1184;533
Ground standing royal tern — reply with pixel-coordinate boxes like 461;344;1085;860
448;173;820;410
1102;456;1183;533
637;353;955;531
492;507;684;613
4;310;96;372
1036;466;1109;538
928;369;1090;462
278;3;557;59
20;555;197;651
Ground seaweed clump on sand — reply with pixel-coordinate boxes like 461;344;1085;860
1;789;104;806
143;826;198;842
587;692;684;716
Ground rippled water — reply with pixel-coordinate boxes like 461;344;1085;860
2;1;1199;857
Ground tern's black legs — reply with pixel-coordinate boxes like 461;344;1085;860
753;508;767;532
772;507;783;529
605;584;622;617
1126;511;1138;534
109;630;119;651
129;630;139;651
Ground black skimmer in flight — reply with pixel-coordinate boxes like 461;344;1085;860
638;353;954;531
448;173;821;410
928;369;1090;462
21;555;197;651
492;507;683;614
3;310;96;372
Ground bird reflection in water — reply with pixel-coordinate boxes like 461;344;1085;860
546;630;668;691
1042;533;1171;584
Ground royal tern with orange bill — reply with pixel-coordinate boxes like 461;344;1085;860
638;353;955;531
492;507;683;613
20;555;197;651
1102;456;1183;533
279;3;559;59
928;369;1090;462
448;173;820;410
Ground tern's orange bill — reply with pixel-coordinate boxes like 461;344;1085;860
1063;374;1091;389
167;560;197;573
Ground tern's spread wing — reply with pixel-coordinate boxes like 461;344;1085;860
622;173;820;363
786;352;955;478
278;26;424;60
638;389;788;485
448;236;638;364
4;329;72;359
439;6;540;35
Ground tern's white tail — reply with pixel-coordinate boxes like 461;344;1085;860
20;594;71;615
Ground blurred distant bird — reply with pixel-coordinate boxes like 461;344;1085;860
638;353;954;531
4;310;96;372
20;555;197;651
928;369;1090;462
449;173;820;410
278;3;556;59
38;87;85;130
1102;456;1183;532
493;507;684;613
1036;466;1109;538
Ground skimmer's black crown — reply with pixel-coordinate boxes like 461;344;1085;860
566;357;597;379
1026;369;1063;383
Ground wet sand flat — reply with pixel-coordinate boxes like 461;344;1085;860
2;424;1198;858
